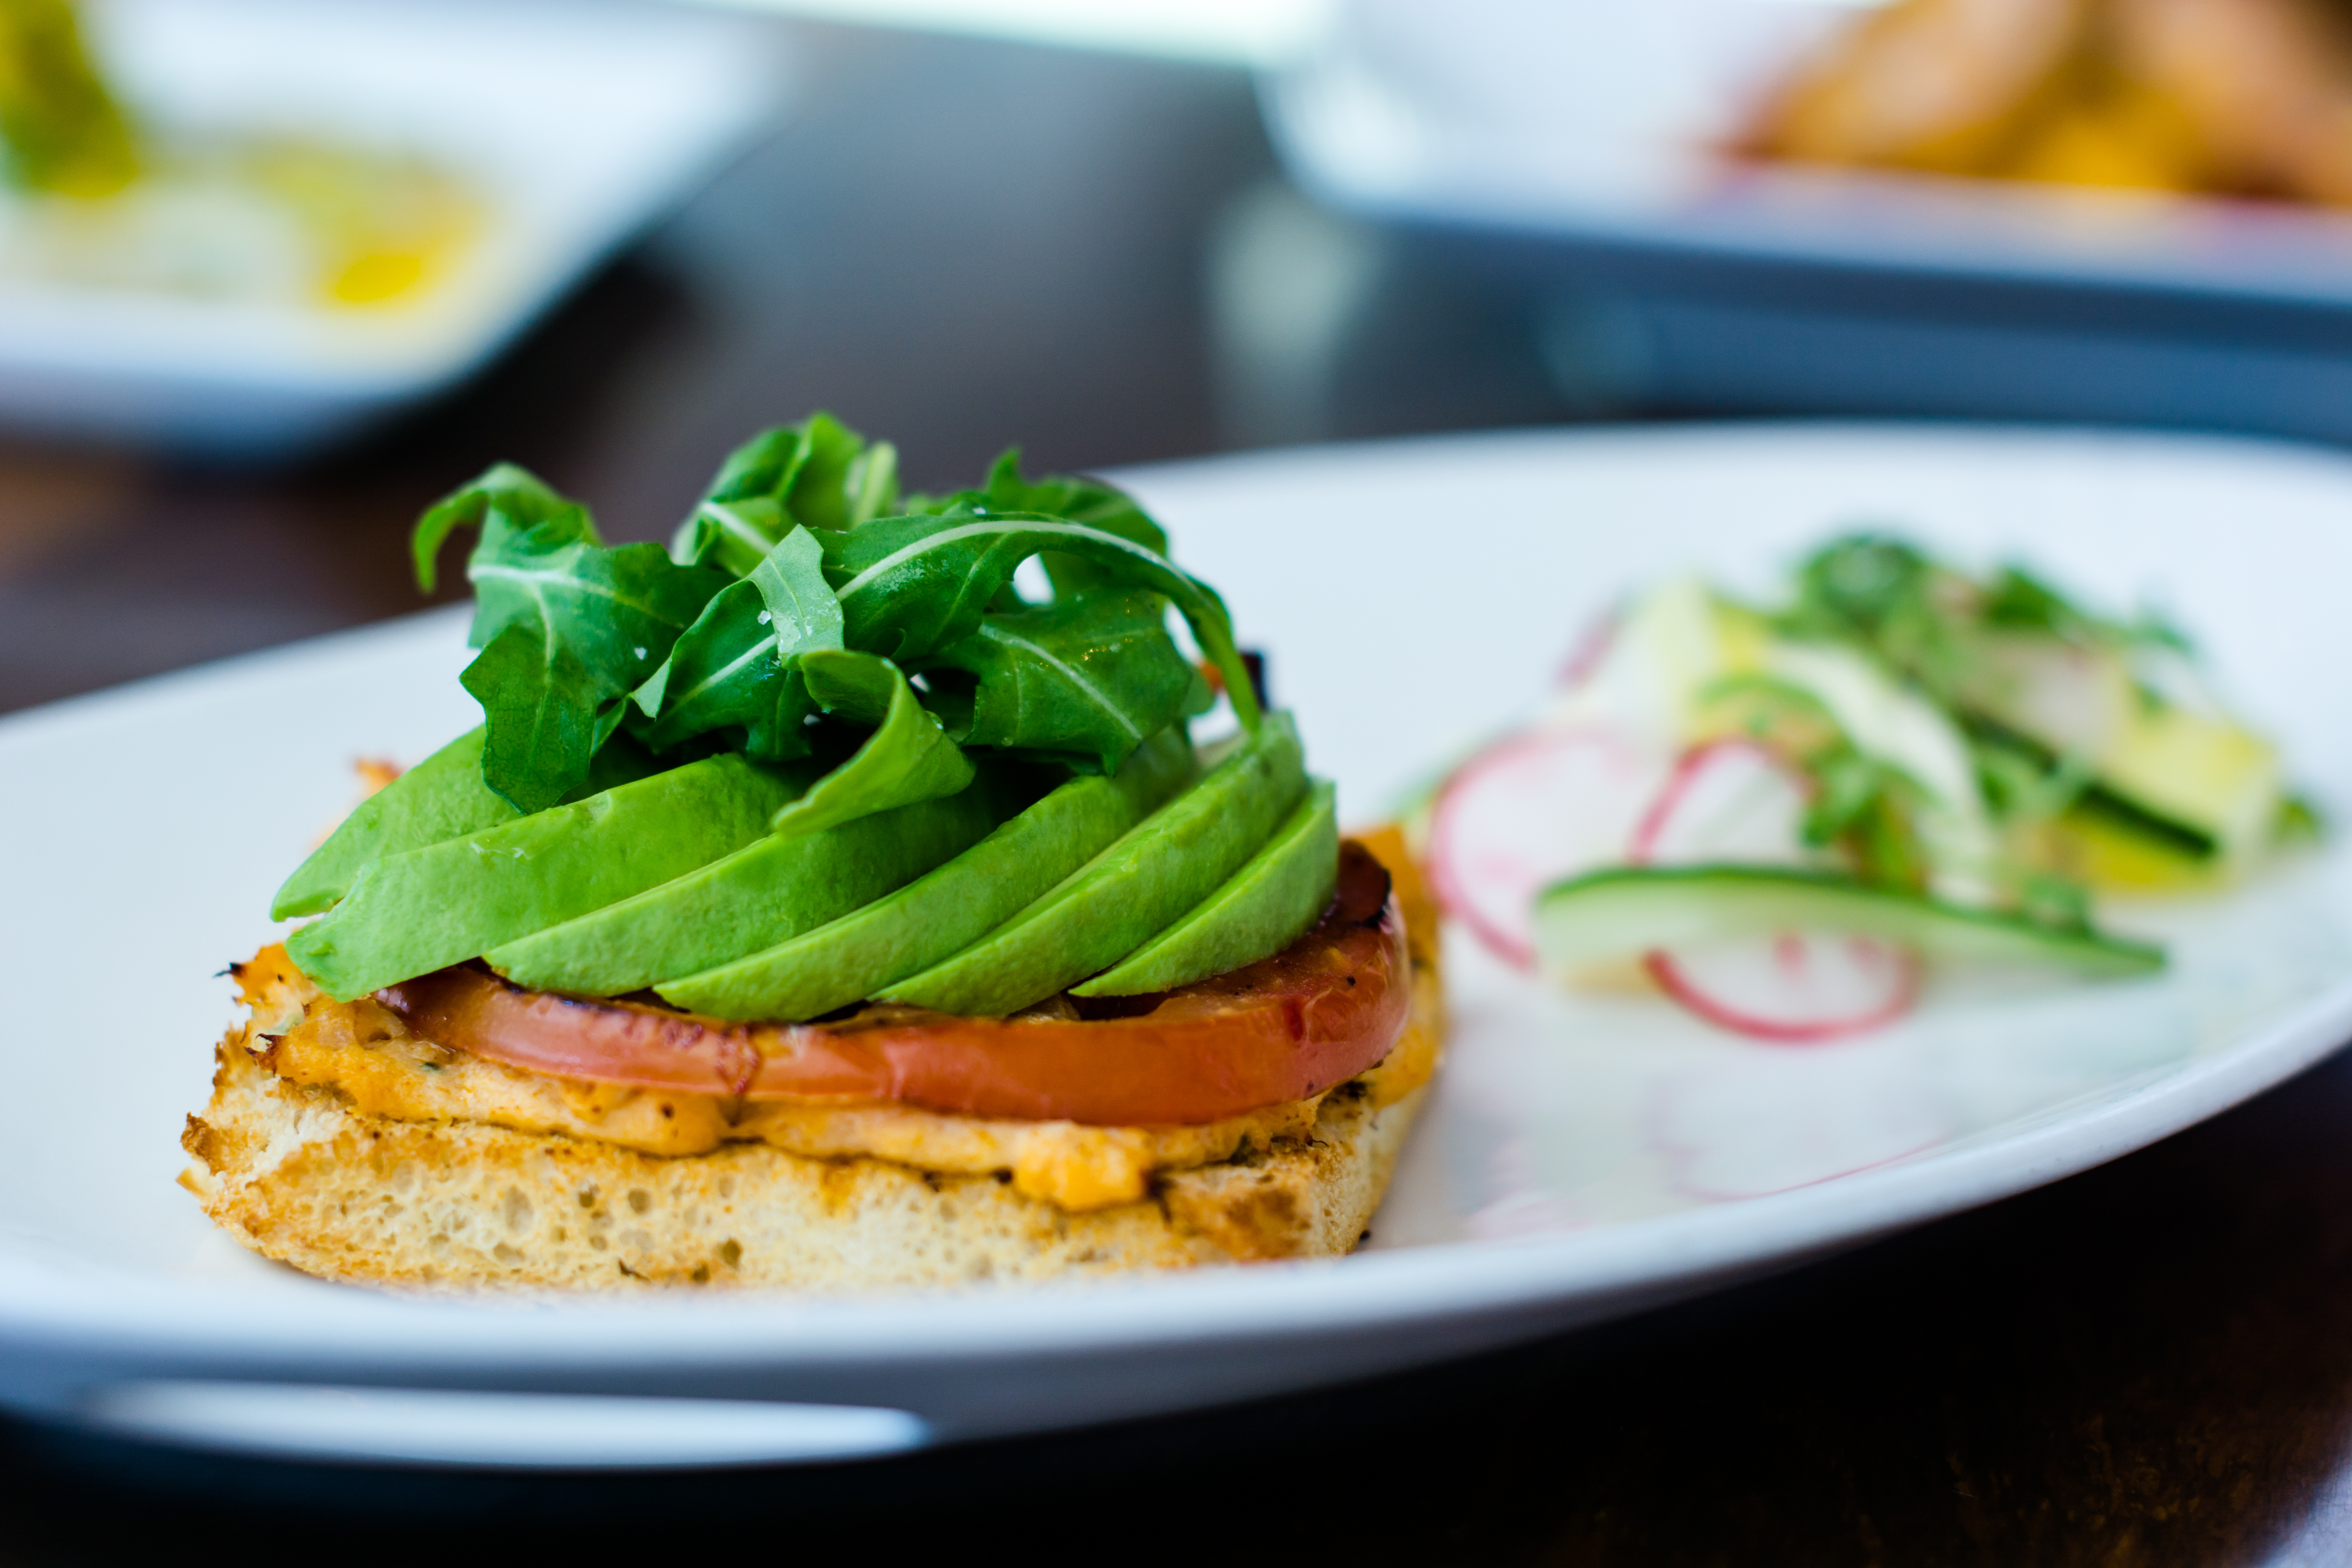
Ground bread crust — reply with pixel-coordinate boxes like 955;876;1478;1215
181;1044;1428;1292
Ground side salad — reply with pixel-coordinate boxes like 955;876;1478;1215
1420;534;2304;1040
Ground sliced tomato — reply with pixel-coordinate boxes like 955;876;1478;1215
377;841;1412;1127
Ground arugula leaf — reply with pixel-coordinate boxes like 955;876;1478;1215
629;581;817;760
772;650;977;837
819;511;1260;730
1699;673;1936;893
408;429;1260;826
425;470;728;811
456;628;605;814
923;449;1168;599
1786;532;2191;703
670;412;901;575
924;449;1165;547
628;528;844;760
921;589;1196;773
1780;534;1973;702
749;523;848;647
412;463;591;594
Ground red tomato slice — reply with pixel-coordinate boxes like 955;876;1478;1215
377;841;1412;1127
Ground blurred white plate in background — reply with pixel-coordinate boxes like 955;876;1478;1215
1263;1;2352;440
3;0;782;458
2;424;2349;1468
1268;0;2352;301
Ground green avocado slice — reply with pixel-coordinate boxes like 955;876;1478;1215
1073;777;1338;997
285;754;800;1002
485;763;1038;997
270;728;665;919
878;711;1307;1017
658;724;1196;1021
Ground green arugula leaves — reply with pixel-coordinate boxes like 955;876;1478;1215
820;509;1258;732
417;465;728;812
410;423;1254;835
628;527;843;760
671;413;901;574
922;588;1198;773
920;448;1168;598
412;463;583;595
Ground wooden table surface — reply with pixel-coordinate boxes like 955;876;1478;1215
4;18;2347;1565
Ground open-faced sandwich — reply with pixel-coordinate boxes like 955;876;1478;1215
181;416;1443;1290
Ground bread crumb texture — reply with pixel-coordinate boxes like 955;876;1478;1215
183;1051;1427;1292
180;872;1444;1293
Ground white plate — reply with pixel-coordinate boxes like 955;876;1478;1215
1264;1;2352;439
1;0;780;457
3;423;2349;1470
1269;0;2352;306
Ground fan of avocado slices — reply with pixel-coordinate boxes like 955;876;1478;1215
1446;533;2312;998
273;414;1340;1022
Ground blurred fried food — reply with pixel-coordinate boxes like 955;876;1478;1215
1747;0;2352;203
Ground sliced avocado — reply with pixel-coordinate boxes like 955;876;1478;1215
2046;800;2223;895
880;711;1307;1017
2097;701;2280;866
773;649;977;838
285;754;799;1002
270;728;665;919
657;725;1195;1021
1073;777;1337;997
1959;631;2281;867
487;763;1038;997
272;728;510;919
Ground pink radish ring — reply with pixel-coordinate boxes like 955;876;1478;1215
1631;738;1924;1043
1427;724;1671;969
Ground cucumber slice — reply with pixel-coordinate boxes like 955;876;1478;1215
1533;864;2163;977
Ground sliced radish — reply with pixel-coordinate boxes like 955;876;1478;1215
1629;737;1814;868
1644;939;1922;1043
1632;739;1922;1042
1554;604;1620;691
1427;725;1671;968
